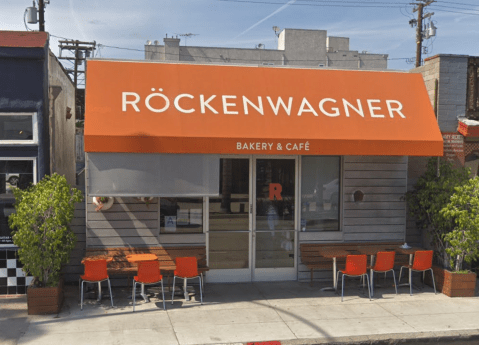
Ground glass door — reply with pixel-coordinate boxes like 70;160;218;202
253;158;297;281
207;158;252;282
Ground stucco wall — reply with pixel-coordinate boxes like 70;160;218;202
145;28;388;70
48;52;76;186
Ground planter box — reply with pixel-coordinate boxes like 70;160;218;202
425;266;477;297
27;280;63;315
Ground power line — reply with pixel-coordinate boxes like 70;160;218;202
219;0;409;8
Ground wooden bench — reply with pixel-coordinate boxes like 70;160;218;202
84;246;209;283
300;242;408;286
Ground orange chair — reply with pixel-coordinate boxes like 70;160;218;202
171;257;203;305
369;251;397;297
80;259;114;310
399;250;436;296
336;255;371;302
132;261;166;312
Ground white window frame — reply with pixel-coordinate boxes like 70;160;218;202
0;112;38;145
0;157;37;248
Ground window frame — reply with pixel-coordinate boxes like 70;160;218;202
0;157;37;248
0;112;38;145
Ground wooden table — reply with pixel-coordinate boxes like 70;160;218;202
126;254;159;302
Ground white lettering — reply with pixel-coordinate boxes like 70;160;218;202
342;99;364;118
174;94;195;114
286;143;292;150
262;143;267;150
237;142;242;150
122;92;140;112
305;141;310;151
243;96;264;115
200;95;218;114
367;99;384;118
145;89;170;113
298;98;318;116
268;143;273;150
222;95;238;115
266;96;292;116
319;98;340;117
386;100;406;118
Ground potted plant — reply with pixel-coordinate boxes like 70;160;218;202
9;173;83;314
92;196;114;211
406;158;476;297
438;177;479;297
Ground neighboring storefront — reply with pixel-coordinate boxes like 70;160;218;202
0;31;76;294
84;60;443;283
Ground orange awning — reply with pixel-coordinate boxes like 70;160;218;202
85;60;443;156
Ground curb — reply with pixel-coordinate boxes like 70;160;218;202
245;330;479;345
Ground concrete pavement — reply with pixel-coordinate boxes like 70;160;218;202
1;278;479;345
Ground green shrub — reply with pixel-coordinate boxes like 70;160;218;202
9;173;83;287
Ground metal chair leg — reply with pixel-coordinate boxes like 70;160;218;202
391;269;398;294
81;280;84;310
371;270;375;297
132;280;136;312
341;274;345;302
429;268;437;294
171;276;176;304
160;279;166;310
107;278;114;308
409;268;413;296
399;266;404;283
366;273;371;300
198;276;203;304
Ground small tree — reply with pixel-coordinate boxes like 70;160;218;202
440;177;479;272
9;173;83;287
406;157;470;267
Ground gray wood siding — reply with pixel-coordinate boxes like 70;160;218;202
86;197;160;248
298;156;408;283
63;201;86;283
342;156;407;242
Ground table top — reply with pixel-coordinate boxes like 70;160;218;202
126;254;158;263
317;245;425;258
81;257;113;264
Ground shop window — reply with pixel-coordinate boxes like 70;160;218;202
0;159;36;246
301;156;340;231
0;113;38;144
159;197;203;234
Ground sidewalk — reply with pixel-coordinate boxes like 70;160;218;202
1;279;479;345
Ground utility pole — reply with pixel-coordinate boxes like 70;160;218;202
38;0;45;31
58;40;96;119
412;0;435;67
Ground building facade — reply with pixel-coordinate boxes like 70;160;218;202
0;31;77;294
145;29;388;70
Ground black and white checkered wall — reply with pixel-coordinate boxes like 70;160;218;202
0;249;33;295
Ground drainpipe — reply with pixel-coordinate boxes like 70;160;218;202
434;78;440;177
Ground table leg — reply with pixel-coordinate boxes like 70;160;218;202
320;257;337;292
97;282;102;302
140;284;150;302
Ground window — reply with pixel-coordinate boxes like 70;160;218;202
159;197;203;234
301;156;340;231
0;158;36;246
0;113;38;144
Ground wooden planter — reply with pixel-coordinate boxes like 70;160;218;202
425;266;477;297
27;279;63;315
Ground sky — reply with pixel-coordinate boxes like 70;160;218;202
1;0;479;73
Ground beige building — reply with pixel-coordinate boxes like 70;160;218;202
145;28;388;70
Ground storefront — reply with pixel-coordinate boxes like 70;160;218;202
84;60;443;283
